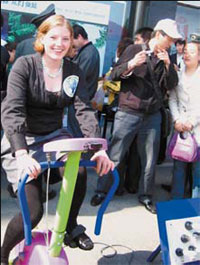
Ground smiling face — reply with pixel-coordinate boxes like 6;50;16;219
183;42;200;68
34;15;73;60
41;25;71;60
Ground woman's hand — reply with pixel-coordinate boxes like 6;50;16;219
174;120;193;133
16;151;41;179
174;120;184;132
91;150;115;176
182;121;193;132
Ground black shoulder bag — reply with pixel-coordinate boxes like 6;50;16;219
141;44;171;138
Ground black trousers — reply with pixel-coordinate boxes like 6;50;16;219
1;167;87;263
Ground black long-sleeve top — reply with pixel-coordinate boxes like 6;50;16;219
1;53;100;155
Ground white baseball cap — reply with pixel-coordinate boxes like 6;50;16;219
154;19;182;39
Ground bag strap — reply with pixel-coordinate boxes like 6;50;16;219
141;44;165;110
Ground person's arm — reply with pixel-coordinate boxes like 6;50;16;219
73;66;114;175
110;45;146;81
184;76;200;131
157;49;178;91
1;56;29;155
169;85;185;132
2;56;41;178
169;86;180;122
165;63;179;90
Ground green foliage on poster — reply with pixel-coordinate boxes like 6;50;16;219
94;27;107;48
7;12;36;42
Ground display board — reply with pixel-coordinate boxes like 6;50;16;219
156;198;200;265
1;1;111;76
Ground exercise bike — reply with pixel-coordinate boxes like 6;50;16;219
11;138;119;265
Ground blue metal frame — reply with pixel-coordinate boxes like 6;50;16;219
18;160;119;245
147;198;200;264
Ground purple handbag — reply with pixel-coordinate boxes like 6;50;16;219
167;131;198;162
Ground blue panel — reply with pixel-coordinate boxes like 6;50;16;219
156;198;200;265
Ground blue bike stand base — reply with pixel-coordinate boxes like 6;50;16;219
147;245;161;262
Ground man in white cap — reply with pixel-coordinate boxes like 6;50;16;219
91;18;182;213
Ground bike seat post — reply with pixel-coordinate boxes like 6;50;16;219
43;138;107;257
49;151;82;257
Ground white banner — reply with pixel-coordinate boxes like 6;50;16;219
1;1;110;25
1;1;44;14
55;1;110;25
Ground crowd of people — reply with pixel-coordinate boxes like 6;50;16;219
1;4;200;265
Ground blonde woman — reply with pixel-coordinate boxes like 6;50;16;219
169;41;200;199
1;15;114;264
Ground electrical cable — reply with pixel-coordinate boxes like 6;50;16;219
42;152;52;251
94;242;135;265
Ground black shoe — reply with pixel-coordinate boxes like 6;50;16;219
75;233;94;250
7;184;17;198
42;189;57;203
161;184;171;193
90;193;105;206
64;232;94;251
139;198;156;214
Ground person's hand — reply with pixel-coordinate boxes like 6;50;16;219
128;50;147;69
182;121;193;132
91;150;115;176
157;49;170;68
173;63;180;72
16;152;41;179
174;120;184;132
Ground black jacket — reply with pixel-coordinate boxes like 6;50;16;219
14;37;35;61
111;44;178;114
1;53;100;155
1;45;10;102
170;53;177;65
73;41;100;100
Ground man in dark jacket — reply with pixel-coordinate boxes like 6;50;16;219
91;19;181;214
72;24;100;101
67;24;100;137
